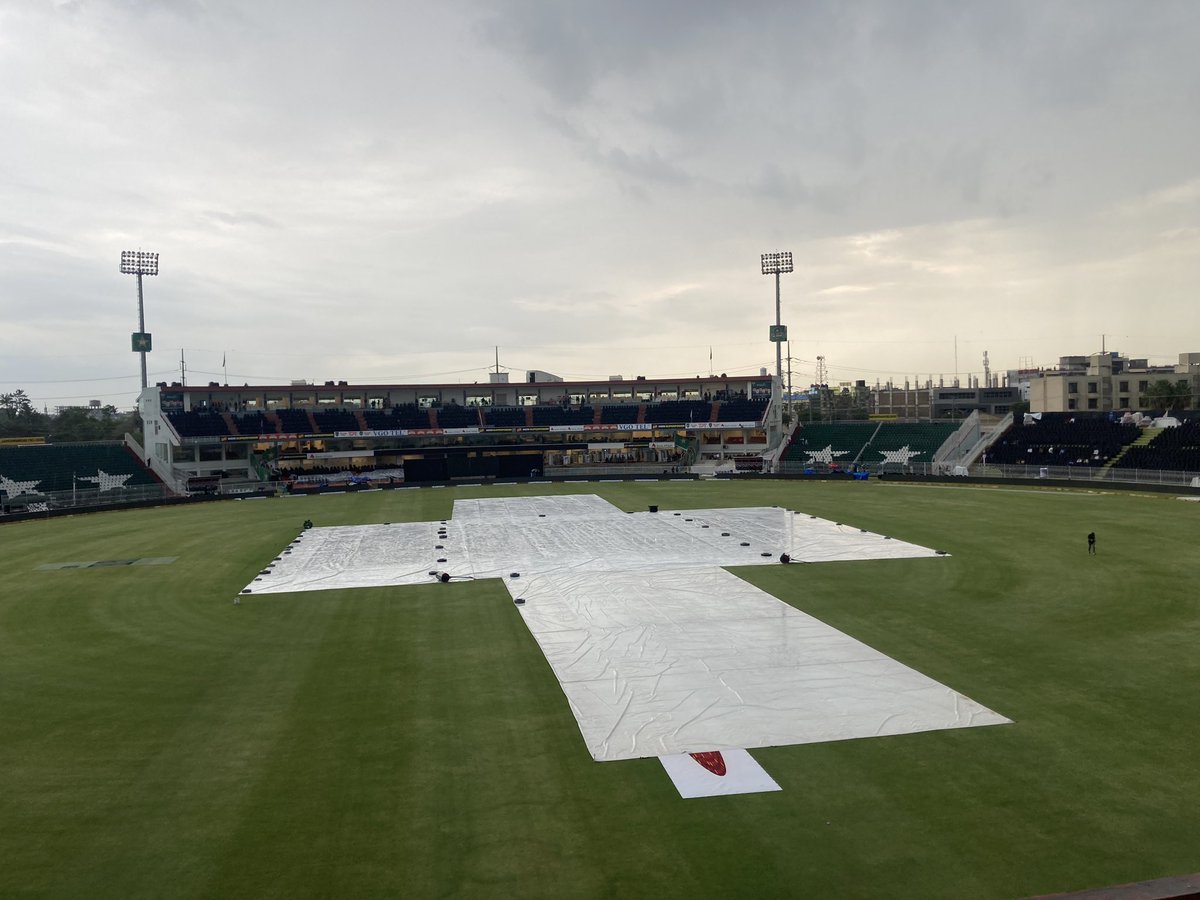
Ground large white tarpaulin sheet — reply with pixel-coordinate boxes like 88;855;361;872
245;497;939;594
242;495;1009;760
510;565;1008;761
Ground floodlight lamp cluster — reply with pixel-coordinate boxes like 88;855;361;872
120;250;159;276
761;251;793;275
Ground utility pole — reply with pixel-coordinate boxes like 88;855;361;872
786;341;793;423
815;355;828;422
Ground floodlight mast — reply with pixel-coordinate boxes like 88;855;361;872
761;250;793;388
120;250;159;389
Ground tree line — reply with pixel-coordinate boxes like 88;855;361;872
0;390;142;443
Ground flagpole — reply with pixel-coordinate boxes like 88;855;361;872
223;352;228;386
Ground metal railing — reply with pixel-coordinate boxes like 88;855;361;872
1;482;182;516
541;464;692;479
934;411;983;465
775;458;1199;488
963;463;1199;487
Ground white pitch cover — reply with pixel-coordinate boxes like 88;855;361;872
243;495;1010;762
659;749;782;799
508;564;1009;761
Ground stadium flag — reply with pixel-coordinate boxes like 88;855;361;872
659;749;781;798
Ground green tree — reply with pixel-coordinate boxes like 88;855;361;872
1140;379;1191;411
0;389;48;438
0;389;34;417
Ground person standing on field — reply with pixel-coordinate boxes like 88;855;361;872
1088;532;1096;555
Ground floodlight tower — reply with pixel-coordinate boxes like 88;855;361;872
761;250;793;387
120;250;159;389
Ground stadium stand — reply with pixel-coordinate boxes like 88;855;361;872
166;411;231;438
360;404;431;431
313;409;360;432
173;398;766;440
864;422;960;467
782;423;877;466
232;412;275;436
985;413;1140;467
434;405;480;429
600;404;639;424
715;398;768;422
485;406;527;427
0;443;157;495
643;400;710;424
393;404;433;429
274;409;313;435
531;405;594;427
132;376;778;494
1110;417;1200;472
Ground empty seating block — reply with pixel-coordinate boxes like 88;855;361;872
1112;417;1200;472
357;405;430;431
600;404;639;424
866;422;959;467
0;443;156;495
986;413;1140;467
531;406;594;427
232;412;273;435
436;406;478;429
644;401;710;424
716;399;768;423
165;411;231;438
783;423;876;465
274;410;313;435
486;407;527;427
313;409;361;432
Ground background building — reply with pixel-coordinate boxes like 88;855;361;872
1023;352;1199;413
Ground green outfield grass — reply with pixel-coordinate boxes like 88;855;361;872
1;480;1198;898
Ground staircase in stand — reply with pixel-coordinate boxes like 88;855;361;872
221;412;240;436
1102;427;1161;471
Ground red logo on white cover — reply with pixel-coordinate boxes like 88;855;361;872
689;751;727;777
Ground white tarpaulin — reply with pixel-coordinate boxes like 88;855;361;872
245;497;938;594
510;565;1008;761
242;495;1009;760
659;749;782;799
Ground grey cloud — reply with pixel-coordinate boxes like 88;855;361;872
598;146;692;188
935;144;987;206
200;209;280;229
3;1;1200;405
749;163;856;216
476;0;729;105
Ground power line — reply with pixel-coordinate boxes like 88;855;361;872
0;370;174;385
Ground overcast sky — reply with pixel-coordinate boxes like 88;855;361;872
2;0;1198;409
